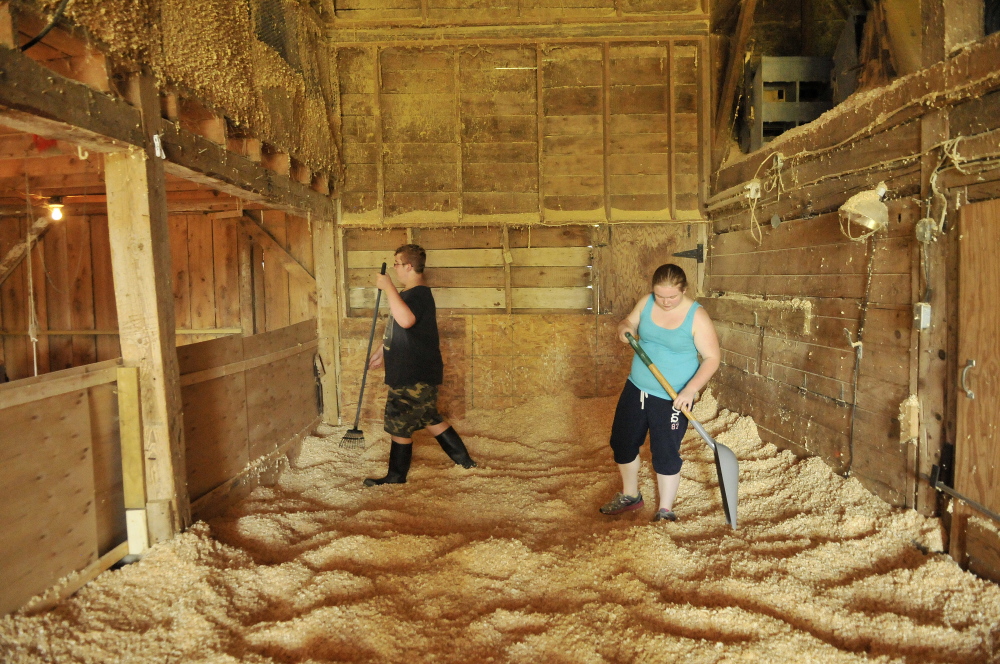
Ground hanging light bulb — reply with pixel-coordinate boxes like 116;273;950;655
48;197;64;220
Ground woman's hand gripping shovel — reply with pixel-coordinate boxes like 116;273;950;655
626;333;739;528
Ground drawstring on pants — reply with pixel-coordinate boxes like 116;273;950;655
640;390;647;410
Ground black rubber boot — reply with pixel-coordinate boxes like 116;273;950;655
434;427;477;468
363;442;412;486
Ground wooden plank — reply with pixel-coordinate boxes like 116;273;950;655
511;287;593;309
187;215;216;335
698;296;811;335
65;216;97;365
0;216;28;379
89;216;120;361
43;220;72;371
0;389;97;617
237;226;254;335
261;211;290;332
349;247;504;268
350;286;504;309
509;246;592;266
169;215;191;330
350;266;504;288
245;350;319;460
182;372;250;501
212;216;241;330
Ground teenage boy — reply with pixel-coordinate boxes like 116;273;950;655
363;244;477;486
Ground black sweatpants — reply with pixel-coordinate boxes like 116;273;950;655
609;379;688;476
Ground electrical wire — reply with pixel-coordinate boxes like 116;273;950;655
19;0;71;52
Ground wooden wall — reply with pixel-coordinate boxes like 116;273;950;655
0;215;119;380
336;39;709;225
178;320;321;503
338;221;702;423
0;359;125;616
705;206;917;506
0;210;317;378
705;32;1000;560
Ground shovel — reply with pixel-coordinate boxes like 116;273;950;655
626;332;739;528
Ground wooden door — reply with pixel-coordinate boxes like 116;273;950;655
956;199;1000;576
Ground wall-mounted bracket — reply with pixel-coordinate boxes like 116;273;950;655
928;464;1000;524
672;244;704;263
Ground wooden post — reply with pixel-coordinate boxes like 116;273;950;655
313;211;341;423
116;366;149;555
917;108;950;520
104;72;189;543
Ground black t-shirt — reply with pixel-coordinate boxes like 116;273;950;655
383;285;444;387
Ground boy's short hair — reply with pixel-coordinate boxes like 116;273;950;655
395;244;427;273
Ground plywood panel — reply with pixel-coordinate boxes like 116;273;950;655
65;216;97;366
956;199;1000;515
245;349;318;460
0;389;97;616
183;373;249;501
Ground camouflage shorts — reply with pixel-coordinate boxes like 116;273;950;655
384;382;444;438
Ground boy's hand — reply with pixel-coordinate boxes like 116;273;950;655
376;273;395;292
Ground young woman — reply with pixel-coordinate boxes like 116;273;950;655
599;263;720;522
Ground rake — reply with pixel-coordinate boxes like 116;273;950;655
341;262;387;449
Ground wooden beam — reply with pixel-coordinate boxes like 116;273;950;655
712;0;758;172
158;121;337;220
0;45;141;152
105;72;189;543
329;19;710;47
0;214;53;287
239;215;316;284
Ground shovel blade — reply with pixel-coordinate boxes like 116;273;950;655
714;443;740;529
689;419;739;528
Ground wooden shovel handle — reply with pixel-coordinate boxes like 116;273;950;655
625;332;691;415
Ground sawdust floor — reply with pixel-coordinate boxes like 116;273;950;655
2;391;1000;663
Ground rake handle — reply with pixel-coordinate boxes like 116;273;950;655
353;262;387;429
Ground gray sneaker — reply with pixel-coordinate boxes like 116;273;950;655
599;492;644;515
652;508;677;522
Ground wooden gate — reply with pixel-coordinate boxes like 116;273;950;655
955;198;1000;580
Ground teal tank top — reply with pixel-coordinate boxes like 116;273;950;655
628;295;701;400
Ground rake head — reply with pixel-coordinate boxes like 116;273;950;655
340;428;366;449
